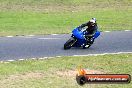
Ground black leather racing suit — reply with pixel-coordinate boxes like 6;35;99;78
80;22;98;44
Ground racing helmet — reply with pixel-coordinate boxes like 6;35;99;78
92;18;96;22
89;19;95;26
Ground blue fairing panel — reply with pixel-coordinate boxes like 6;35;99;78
94;31;100;38
72;27;85;39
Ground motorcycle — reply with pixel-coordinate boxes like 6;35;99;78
64;27;100;50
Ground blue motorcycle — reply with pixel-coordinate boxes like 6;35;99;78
64;27;100;49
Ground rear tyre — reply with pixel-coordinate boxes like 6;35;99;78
64;37;76;50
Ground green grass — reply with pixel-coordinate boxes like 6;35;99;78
0;54;132;88
0;0;131;36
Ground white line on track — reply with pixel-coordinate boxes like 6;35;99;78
3;52;132;62
124;30;131;32
51;34;58;35
48;57;54;59
37;57;48;59
6;36;13;37
27;35;35;37
1;30;131;39
104;31;110;32
56;56;61;57
73;52;132;57
19;59;25;61
0;61;4;63
31;58;36;60
38;38;61;40
7;60;15;62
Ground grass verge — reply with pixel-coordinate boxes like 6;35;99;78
0;54;132;88
0;0;131;36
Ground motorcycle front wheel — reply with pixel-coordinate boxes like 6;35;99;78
64;37;76;50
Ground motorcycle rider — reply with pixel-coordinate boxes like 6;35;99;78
80;18;98;45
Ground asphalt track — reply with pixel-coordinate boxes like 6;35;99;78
0;31;132;61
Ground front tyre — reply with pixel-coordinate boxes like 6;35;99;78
64;37;76;50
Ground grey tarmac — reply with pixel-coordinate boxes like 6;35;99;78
0;31;132;61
